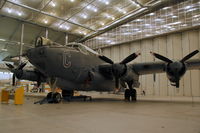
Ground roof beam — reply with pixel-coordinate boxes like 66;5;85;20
0;0;7;10
5;0;96;32
77;0;187;42
0;14;82;37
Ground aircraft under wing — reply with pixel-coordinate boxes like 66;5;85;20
185;59;200;70
131;59;200;75
131;62;165;75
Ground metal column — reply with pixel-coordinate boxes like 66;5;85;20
45;28;48;38
19;23;24;64
65;33;68;45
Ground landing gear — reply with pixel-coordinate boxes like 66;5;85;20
34;92;62;104
62;90;74;101
124;89;137;101
124;81;137;101
46;92;62;103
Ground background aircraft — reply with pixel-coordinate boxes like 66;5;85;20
5;36;200;103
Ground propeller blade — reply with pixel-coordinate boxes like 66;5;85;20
115;77;119;89
150;52;173;63
12;74;16;86
181;50;199;62
120;51;140;64
5;63;14;69
99;55;114;64
17;62;27;70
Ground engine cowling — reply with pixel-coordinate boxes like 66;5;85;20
151;50;199;88
165;61;186;87
15;70;46;82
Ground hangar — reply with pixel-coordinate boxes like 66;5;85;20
0;0;200;133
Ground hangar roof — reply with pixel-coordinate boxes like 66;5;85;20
0;0;157;36
0;0;198;60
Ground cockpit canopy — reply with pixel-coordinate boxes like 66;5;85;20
35;36;57;47
35;36;99;55
66;42;99;55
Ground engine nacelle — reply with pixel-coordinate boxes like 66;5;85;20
165;61;186;87
121;66;140;88
15;70;46;82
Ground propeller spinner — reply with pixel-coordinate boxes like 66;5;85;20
99;52;140;88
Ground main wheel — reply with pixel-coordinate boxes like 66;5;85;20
46;92;54;103
53;92;62;103
130;89;137;101
124;89;131;101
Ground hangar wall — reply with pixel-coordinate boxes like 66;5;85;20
101;28;200;97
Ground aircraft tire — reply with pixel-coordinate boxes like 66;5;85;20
53;92;62;103
130;89;137;101
124;89;131;101
46;92;54;103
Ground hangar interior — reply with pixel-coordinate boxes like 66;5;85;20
0;0;199;99
0;0;200;98
0;0;200;133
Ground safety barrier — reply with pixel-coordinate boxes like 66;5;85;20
0;86;24;105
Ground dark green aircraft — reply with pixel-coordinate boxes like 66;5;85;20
5;36;200;103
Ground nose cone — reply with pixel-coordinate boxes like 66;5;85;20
26;47;46;71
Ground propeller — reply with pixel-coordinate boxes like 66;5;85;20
150;50;199;87
99;51;140;88
181;50;199;62
150;51;173;63
5;62;27;86
150;50;199;63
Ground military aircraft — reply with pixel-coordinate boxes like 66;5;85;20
5;36;200;103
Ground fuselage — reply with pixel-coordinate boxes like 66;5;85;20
27;44;115;91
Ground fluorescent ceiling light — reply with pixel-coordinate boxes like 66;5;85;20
172;15;178;18
105;1;109;5
149;13;155;16
0;39;6;41
8;9;12;13
100;22;105;26
1;49;7;52
162;7;171;10
65;26;70;30
131;1;140;7
87;5;91;9
151;0;161;6
17;12;22;16
135;19;143;22
185;5;192;9
44;20;48;24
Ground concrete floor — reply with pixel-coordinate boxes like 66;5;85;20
0;96;200;133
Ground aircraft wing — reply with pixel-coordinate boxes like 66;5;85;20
131;61;165;75
131;59;200;75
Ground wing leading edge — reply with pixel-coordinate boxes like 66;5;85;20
131;59;200;75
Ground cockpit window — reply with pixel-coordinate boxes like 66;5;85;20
66;43;99;55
